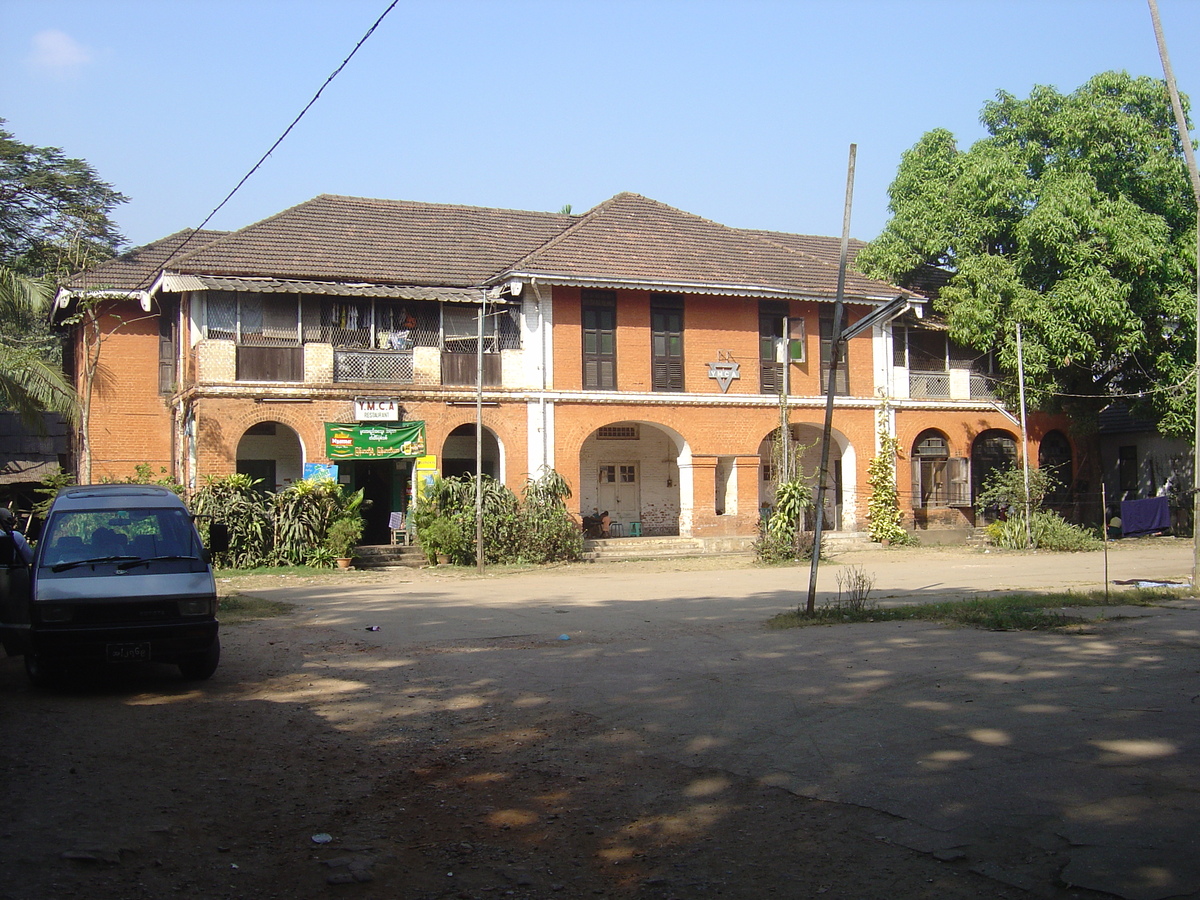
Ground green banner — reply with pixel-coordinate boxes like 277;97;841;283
325;421;426;460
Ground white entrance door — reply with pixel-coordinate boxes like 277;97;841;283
597;463;640;531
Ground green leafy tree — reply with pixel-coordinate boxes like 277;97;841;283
0;121;124;432
858;72;1198;434
0;119;127;278
0;266;78;427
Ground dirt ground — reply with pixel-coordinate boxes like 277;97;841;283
0;551;1140;900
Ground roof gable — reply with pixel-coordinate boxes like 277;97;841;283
170;194;574;288
504;193;914;301
64;229;228;292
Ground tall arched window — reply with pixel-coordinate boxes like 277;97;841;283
911;430;968;508
972;430;1018;511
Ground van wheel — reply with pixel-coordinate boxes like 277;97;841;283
24;651;62;687
179;637;220;680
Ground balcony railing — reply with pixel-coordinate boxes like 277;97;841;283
334;349;414;383
909;371;950;400
970;373;999;400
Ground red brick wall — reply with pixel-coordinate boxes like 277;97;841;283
78;302;174;482
550;288;873;398
193;397;530;497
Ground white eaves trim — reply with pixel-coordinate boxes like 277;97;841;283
498;271;924;307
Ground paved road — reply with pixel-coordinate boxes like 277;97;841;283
240;540;1200;900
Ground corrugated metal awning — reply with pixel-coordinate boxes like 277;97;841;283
161;274;481;303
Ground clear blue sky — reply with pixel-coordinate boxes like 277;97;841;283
2;0;1198;252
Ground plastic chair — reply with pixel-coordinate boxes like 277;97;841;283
608;523;623;537
628;522;642;537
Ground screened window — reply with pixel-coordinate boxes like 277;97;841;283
203;292;299;345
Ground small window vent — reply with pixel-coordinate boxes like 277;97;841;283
598;425;638;440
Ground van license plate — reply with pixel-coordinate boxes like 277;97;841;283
107;642;151;662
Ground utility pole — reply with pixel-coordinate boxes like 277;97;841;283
476;294;485;574
1148;0;1200;587
806;143;856;615
1016;323;1033;550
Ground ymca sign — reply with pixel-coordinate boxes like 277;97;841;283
354;398;399;421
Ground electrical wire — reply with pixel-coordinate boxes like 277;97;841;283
144;0;399;287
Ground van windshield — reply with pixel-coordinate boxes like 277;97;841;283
41;507;200;568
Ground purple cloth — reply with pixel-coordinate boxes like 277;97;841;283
1120;497;1171;536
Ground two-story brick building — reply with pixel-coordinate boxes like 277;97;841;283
57;192;1078;545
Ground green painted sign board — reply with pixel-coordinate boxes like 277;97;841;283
325;421;426;460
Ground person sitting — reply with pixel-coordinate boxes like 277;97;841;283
600;510;612;538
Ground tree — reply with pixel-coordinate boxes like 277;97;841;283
858;72;1198;435
0;266;78;428
0;118;127;277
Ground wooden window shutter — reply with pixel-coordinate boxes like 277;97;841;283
948;458;971;507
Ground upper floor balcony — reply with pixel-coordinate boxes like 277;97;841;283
194;290;514;390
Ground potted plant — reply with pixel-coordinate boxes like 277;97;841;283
418;516;461;565
326;515;364;568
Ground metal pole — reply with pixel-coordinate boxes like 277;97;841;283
806;143;856;615
1148;0;1200;589
476;295;485;574
1016;323;1033;550
1102;481;1110;602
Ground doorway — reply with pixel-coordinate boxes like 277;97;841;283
348;458;411;545
597;463;640;531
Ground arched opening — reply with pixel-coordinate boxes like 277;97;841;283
236;421;303;491
972;429;1018;517
757;423;856;531
1038;430;1073;506
912;429;950;509
579;421;686;536
441;424;501;480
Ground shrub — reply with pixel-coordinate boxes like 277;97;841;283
419;516;466;564
189;474;365;569
756;479;823;563
326;515;364;559
414;469;582;566
989;510;1102;551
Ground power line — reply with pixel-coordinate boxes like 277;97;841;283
148;0;399;284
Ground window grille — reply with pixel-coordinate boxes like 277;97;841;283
969;373;999;400
910;372;951;399
203;291;299;345
205;291;236;339
597;425;638;440
334;349;414;383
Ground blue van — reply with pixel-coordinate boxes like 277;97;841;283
0;485;227;685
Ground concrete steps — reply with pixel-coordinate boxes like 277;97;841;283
352;544;427;568
584;535;725;561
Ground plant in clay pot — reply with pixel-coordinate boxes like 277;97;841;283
326;515;364;566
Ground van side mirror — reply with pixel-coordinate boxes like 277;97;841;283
207;522;230;555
